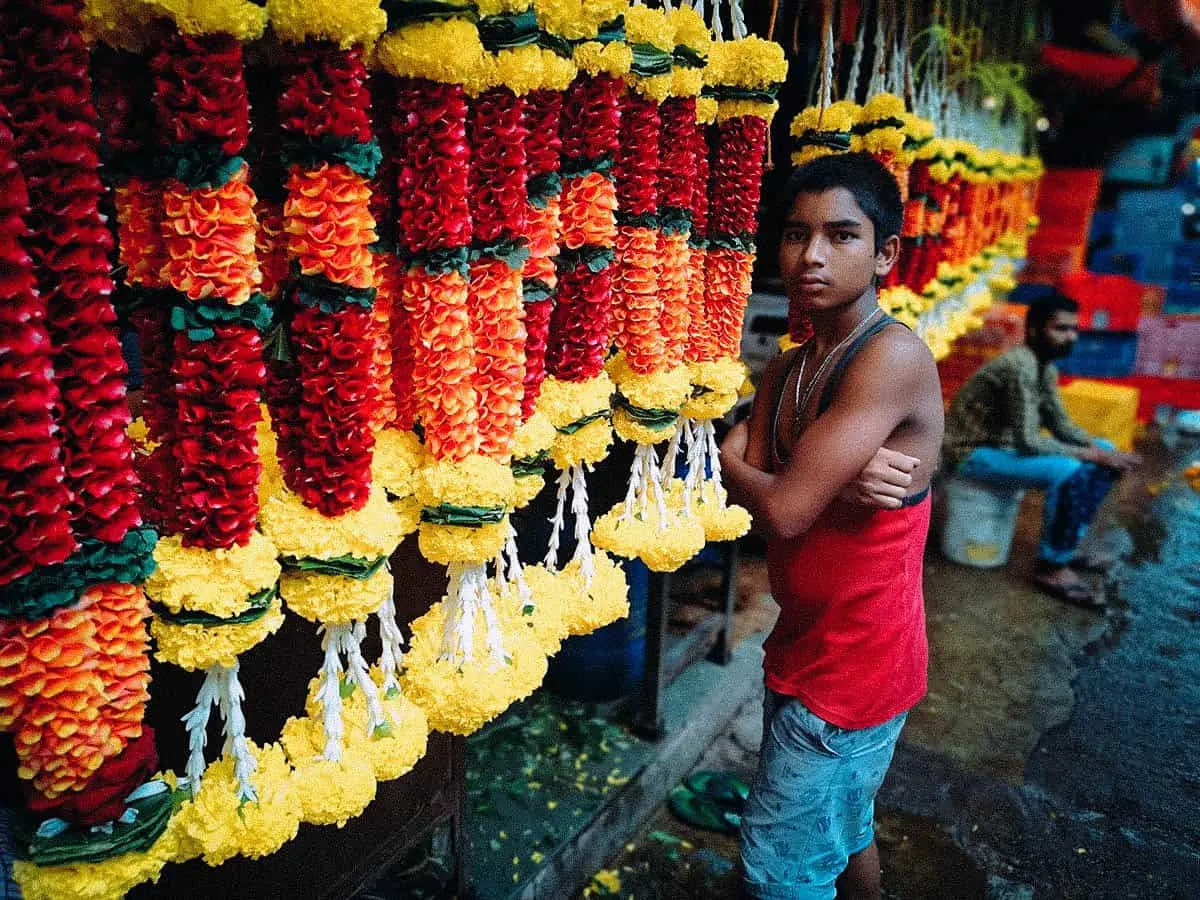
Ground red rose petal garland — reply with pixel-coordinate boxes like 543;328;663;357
277;46;378;516
520;87;564;420
0;0;160;872
0;116;76;588
468;84;529;463
146;15;290;816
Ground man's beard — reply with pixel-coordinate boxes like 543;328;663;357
1044;340;1075;360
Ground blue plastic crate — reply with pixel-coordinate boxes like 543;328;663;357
1057;331;1139;378
1090;247;1147;279
1164;281;1200;314
1172;240;1200;284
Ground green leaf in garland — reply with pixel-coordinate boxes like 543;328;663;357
0;528;158;621
559;246;616;275
471;237;530;271
420;503;508;527
406;246;471;279
706;232;756;253
280;135;383;180
630;43;673;78
560;154;614;180
555;409;610;435
478;7;539;51
153;586;277;628
522;278;555;303
293;269;377;313
616;211;659;230
527;171;562;208
594;15;626;45
15;782;174;866
160;142;245;190
616;397;680;431
673;45;706;68
170;293;274;341
381;0;478;28
659;207;693;236
279;554;389;579
701;84;783;104
538;29;572;59
512;449;550;478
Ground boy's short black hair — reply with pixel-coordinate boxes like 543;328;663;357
783;152;903;251
1026;291;1080;333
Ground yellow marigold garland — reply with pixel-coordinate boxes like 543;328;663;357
171;742;301;865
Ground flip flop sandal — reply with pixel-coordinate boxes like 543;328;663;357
1034;577;1105;611
685;770;750;812
668;784;742;835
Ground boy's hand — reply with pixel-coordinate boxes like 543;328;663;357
720;420;749;464
839;447;921;509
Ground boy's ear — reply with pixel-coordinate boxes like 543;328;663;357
875;234;900;276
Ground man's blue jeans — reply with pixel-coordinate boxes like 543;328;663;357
957;441;1119;566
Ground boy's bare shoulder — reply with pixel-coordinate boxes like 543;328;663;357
858;323;937;375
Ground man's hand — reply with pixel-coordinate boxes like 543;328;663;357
1078;444;1142;471
838;446;921;509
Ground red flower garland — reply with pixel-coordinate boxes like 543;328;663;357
546;73;621;383
151;31;265;550
684;118;713;364
4;0;139;545
169;320;266;547
0;115;76;585
519;90;563;419
469;87;528;461
612;90;661;372
657;96;698;369
278;45;379;514
393;78;478;462
706;114;768;359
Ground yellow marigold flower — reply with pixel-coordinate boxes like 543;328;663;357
154;0;266;40
265;0;387;48
174;742;301;865
146;532;280;619
533;0;627;41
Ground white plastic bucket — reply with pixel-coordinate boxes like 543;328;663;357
940;476;1027;568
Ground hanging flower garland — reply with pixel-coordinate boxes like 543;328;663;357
257;1;424;819
375;3;547;737
529;0;631;638
136;6;306;870
0;3;165;897
473;1;581;659
594;4;704;574
670;32;786;545
94;45;180;535
510;4;577;514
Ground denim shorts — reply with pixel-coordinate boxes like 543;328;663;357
740;690;907;900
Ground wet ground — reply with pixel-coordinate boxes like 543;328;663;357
578;429;1200;900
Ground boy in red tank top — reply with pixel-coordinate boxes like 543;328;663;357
720;154;945;900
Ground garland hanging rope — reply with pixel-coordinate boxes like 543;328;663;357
0;1;1043;893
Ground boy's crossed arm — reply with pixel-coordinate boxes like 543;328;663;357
720;333;927;541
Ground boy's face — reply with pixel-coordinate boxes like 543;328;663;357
779;187;898;313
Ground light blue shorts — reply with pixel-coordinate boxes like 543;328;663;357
739;690;907;900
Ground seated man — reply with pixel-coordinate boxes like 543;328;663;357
942;292;1141;607
721;153;944;899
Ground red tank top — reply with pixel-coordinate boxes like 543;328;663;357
764;495;930;729
763;313;930;730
